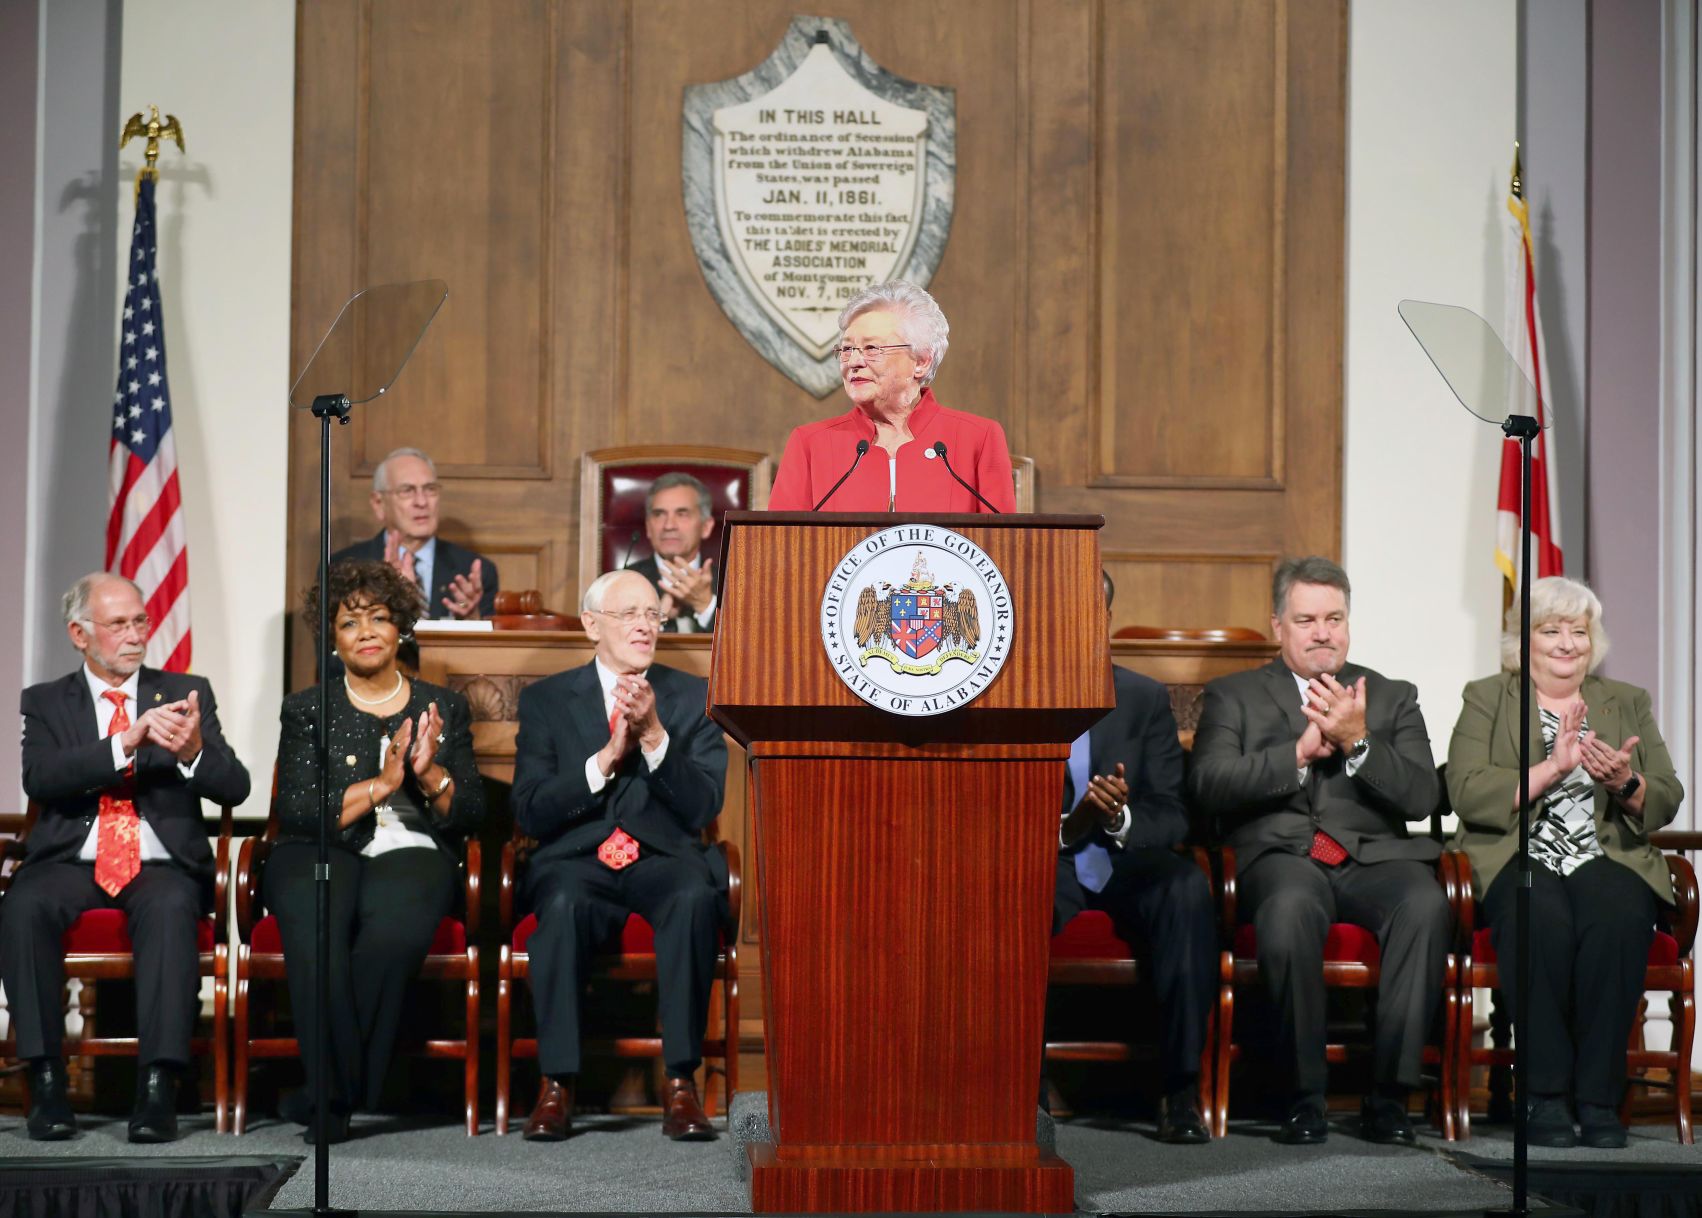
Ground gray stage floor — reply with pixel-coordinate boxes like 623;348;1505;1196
1;1106;1694;1214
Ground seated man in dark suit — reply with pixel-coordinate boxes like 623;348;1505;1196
332;446;499;620
3;573;251;1141
1188;556;1448;1146
626;472;717;634
512;569;729;1142
1054;573;1215;1143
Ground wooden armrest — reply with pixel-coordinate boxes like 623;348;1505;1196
1439;850;1474;953
716;839;742;939
234;836;271;941
1217;845;1237;936
462;836;482;939
500;839;518;936
212;804;234;945
1667;853;1699;956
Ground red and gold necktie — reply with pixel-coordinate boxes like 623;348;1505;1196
95;689;142;896
597;703;640;870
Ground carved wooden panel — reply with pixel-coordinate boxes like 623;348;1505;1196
289;0;1343;689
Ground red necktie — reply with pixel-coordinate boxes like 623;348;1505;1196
1310;829;1348;867
95;690;142;896
597;703;640;870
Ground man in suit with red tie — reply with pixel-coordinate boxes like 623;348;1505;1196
512;569;728;1142
1188;557;1448;1146
3;574;251;1141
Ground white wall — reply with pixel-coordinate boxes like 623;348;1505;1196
117;0;294;817
1344;1;1517;759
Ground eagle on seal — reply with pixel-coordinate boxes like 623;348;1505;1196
852;583;893;648
942;585;981;651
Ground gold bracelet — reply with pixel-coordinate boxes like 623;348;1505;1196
368;779;378;810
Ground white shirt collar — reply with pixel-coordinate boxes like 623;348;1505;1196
84;663;140;709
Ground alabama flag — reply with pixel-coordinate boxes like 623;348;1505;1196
1495;149;1564;603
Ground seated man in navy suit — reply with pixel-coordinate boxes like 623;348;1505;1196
4;573;251;1141
332;446;499;620
1053;572;1215;1143
512;569;728;1142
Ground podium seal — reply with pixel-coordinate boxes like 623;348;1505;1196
819;525;1012;716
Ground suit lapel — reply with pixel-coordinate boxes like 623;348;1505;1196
64;669;98;746
565;662;608;757
1263;661;1308;738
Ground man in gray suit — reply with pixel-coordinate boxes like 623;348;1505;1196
1188;556;1448;1146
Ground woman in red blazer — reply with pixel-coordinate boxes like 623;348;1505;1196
767;281;1016;514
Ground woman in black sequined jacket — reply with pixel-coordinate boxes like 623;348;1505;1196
266;560;485;1141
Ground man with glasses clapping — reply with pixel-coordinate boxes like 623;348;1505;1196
510;569;730;1144
332;446;499;620
6;573;251;1142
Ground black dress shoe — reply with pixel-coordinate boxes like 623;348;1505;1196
1528;1095;1578;1148
1577;1102;1627;1149
1274;1097;1328;1145
26;1058;77;1141
1359;1094;1417;1145
1157;1090;1211;1144
128;1064;179;1143
523;1077;572;1142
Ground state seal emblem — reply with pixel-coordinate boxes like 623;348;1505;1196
820;525;1012;716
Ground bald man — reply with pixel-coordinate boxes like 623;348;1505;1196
511;570;729;1144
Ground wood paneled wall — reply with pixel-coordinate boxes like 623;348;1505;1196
287;0;1345;686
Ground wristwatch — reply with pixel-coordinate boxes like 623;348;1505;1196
1615;773;1642;801
1347;736;1371;763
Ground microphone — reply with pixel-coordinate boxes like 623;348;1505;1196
812;439;871;511
617;528;641;570
932;442;1001;513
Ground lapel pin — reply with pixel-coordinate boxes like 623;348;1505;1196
153;692;163;703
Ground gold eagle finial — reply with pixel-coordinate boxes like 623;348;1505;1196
121;105;186;185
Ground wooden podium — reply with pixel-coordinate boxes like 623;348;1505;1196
708;512;1113;1214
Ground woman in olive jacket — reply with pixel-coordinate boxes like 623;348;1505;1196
1448;576;1681;1150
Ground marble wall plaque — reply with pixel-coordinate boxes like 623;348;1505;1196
684;17;956;397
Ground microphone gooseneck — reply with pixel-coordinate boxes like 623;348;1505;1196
932;441;1001;513
812;439;871;511
618;528;641;571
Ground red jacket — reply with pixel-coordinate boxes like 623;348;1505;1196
767;389;1016;513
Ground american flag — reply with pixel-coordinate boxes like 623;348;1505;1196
107;176;191;671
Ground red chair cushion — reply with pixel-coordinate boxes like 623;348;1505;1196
512;912;657;955
599;463;752;572
1049;910;1136;960
1235;922;1382;965
1470;926;1679;969
63;908;214;954
251;914;465;955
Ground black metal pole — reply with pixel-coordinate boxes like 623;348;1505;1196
309;393;350;1214
1504;413;1539;1218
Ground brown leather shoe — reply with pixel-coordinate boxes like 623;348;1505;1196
660;1076;716;1141
523;1077;572;1142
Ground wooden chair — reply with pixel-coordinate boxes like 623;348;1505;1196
1211;844;1461;1138
494;834;742;1134
1044;847;1222;1128
578;445;773;595
1011;454;1036;512
489;590;577;630
230;801;481;1135
1113;626;1266;642
0;800;233;1132
1444;851;1697;1142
